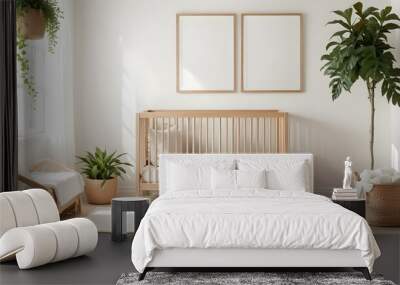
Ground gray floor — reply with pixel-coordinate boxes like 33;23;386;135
1;231;398;285
0;233;134;285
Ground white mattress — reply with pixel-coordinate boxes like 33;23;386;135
131;190;380;273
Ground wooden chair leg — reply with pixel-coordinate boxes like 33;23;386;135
75;197;81;216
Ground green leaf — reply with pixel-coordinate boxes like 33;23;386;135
382;23;400;31
329;30;348;40
333;8;353;24
326;41;340;50
353;2;363;17
384;13;400;22
381;6;392;18
363;7;379;18
327;20;351;30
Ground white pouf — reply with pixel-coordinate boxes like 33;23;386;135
85;204;135;233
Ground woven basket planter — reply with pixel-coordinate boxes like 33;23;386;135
84;177;117;205
366;184;400;227
17;8;45;40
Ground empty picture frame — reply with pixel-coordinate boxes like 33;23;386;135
241;13;303;92
177;13;236;93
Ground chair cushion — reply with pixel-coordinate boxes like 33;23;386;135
0;189;59;239
0;191;39;227
23;189;59;224
0;196;16;237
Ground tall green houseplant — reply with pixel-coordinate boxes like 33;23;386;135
321;2;400;169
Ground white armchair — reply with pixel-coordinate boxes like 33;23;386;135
0;189;98;269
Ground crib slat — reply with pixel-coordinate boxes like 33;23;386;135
206;118;209;153
237;118;240;153
256;118;259;153
244;118;247;153
175;117;178;153
269;118;272;153
186;117;189;153
250;118;253;153
219;117;222;153
276;117;279;153
168;117;170;153
212;118;214;153
199;118;202;153
192;117;195;154
155;118;158;164
180;118;183;153
151;118;155;181
231;117;234;153
162;117;165;153
263;117;266;153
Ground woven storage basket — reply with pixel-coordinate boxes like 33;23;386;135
366;184;400;226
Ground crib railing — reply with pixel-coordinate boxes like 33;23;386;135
136;110;288;195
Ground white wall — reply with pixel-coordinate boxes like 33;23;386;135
391;0;400;171
74;0;392;194
18;0;75;174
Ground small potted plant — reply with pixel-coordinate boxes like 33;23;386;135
77;148;133;205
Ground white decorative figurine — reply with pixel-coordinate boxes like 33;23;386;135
343;156;353;189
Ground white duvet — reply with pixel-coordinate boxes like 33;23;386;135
131;190;380;273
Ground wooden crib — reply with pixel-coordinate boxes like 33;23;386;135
136;110;288;195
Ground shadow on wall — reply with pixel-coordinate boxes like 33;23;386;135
73;0;141;195
289;114;369;193
392;144;399;171
120;36;138;193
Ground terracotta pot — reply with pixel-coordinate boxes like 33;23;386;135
366;184;400;227
85;178;118;205
17;8;45;40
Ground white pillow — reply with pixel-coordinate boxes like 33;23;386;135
268;161;307;191
238;159;308;191
167;163;210;191
236;169;267;189
165;158;236;193
211;168;236;190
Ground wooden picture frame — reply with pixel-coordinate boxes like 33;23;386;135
241;13;303;93
176;13;237;93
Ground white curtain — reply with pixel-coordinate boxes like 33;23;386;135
18;0;75;175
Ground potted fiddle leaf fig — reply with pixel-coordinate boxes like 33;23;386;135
321;2;400;170
77;148;133;205
16;0;63;99
322;2;400;227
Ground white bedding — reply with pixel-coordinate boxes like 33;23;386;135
131;190;380;273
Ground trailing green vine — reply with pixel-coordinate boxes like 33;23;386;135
17;32;37;98
16;0;63;100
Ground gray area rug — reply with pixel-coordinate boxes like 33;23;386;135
116;272;396;285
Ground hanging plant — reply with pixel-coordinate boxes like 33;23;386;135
16;0;63;99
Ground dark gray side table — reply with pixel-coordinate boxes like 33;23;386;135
111;197;150;242
332;199;366;218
